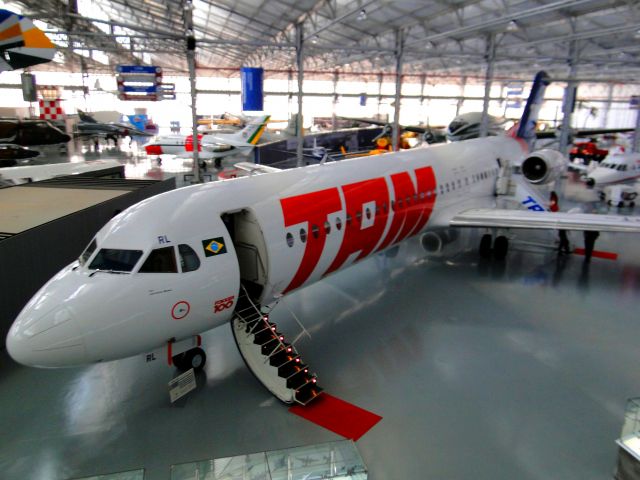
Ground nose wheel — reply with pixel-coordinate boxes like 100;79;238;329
172;347;206;372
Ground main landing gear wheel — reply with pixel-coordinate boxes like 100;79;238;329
173;347;206;372
493;235;509;260
479;234;492;258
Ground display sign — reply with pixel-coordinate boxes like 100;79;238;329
116;65;162;74
116;64;163;101
630;95;639;110
168;368;196;402
21;73;37;102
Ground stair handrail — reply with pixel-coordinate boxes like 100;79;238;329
238;284;292;361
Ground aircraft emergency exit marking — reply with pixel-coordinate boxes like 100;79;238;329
280;166;437;293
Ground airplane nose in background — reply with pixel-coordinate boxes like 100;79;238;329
6;306;87;367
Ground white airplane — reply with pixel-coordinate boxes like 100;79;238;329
143;116;270;168
0;159;123;186
584;148;640;187
7;72;640;406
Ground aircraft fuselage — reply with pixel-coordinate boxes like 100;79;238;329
7;135;524;367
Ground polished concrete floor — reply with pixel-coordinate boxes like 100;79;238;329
1;147;640;479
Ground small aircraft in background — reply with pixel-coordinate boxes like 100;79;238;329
187;115;270;168
73;110;153;142
0;144;40;167
584;148;640;188
144;116;270;168
0;159;122;187
0;118;71;147
343;113;505;145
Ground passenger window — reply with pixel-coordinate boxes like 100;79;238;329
300;228;307;243
346;213;352;225
139;246;178;273
179;244;200;272
335;218;342;231
311;224;320;238
324;221;331;234
89;248;142;272
382;202;388;213
286;233;294;248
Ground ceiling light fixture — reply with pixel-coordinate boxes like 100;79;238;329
506;20;518;32
357;9;367;21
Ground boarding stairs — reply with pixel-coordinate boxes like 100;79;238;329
230;285;323;405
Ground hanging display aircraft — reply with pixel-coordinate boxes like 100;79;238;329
0;9;55;72
7;73;640;406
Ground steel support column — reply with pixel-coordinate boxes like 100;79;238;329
559;40;579;154
633;108;640;153
184;1;199;183
456;76;467;117
332;70;339;131
601;83;614;129
480;34;496;138
392;28;404;152
295;22;304;167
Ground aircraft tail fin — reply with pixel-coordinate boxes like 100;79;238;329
77;110;97;123
512;71;551;149
230;115;270;145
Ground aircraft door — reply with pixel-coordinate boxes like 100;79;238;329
222;209;270;302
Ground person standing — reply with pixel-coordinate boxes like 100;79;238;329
550;191;570;254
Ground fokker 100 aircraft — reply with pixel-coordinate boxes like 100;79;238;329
7;73;640;406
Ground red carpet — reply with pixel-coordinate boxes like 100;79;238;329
289;393;382;441
573;248;618;260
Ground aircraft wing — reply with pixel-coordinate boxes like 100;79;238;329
450;208;640;233
204;136;253;148
535;127;635;140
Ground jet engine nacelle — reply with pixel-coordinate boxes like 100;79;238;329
420;229;459;254
521;149;566;185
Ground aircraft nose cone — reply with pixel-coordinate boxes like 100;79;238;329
6;305;86;367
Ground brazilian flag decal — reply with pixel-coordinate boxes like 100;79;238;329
202;237;227;257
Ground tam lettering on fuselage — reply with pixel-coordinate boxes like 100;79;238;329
280;166;437;293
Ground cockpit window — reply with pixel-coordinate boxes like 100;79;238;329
79;239;97;266
89;249;142;272
178;244;200;272
139;246;178;273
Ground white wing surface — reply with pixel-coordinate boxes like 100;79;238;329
450;208;640;233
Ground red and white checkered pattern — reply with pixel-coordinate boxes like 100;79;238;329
38;99;64;120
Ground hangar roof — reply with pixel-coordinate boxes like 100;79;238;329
6;0;640;83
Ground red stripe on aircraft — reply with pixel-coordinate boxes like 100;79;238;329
281;167;438;293
324;177;389;275
281;188;342;293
